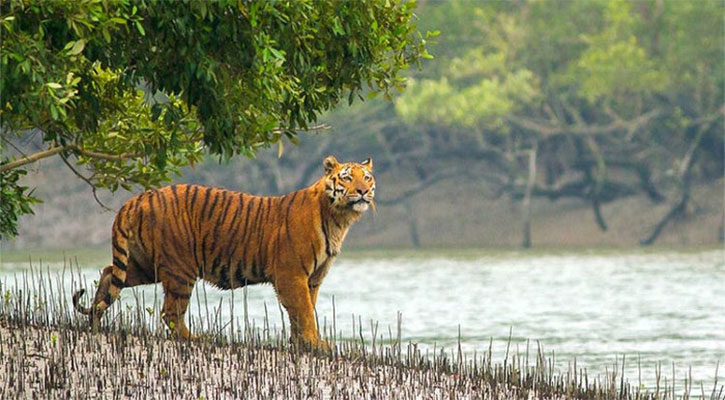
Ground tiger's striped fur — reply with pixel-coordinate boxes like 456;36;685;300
73;156;375;347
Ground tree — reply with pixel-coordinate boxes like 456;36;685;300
394;0;723;246
0;0;430;238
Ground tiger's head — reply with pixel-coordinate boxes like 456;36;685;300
323;155;376;213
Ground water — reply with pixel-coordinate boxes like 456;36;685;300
1;248;723;392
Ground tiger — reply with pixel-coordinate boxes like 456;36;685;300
72;155;375;348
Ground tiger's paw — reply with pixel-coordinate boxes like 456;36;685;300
291;336;332;353
316;339;332;352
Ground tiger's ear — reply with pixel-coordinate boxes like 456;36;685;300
361;157;373;171
323;155;339;173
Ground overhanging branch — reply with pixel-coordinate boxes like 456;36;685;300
272;124;331;135
0;144;133;173
0;145;68;172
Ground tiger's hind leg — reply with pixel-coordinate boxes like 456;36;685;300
73;237;149;330
73;257;156;330
89;265;114;329
91;238;130;324
71;261;126;330
161;276;197;339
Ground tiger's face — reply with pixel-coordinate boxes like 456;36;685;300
323;155;376;212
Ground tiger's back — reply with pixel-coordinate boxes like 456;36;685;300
121;185;292;289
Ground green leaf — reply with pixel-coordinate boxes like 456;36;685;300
269;47;285;61
135;20;145;36
67;39;85;55
426;30;440;38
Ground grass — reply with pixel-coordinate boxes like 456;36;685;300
0;258;722;399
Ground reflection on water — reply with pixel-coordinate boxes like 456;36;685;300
2;248;724;390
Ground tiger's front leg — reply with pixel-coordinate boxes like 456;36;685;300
160;269;197;340
274;275;325;348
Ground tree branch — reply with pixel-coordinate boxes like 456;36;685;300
0;136;30;159
641;120;713;245
272;123;331;135
59;153;113;212
507;108;662;138
74;147;132;162
0;145;68;172
0;144;134;173
376;169;463;206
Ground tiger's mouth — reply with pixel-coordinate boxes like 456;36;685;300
348;198;371;212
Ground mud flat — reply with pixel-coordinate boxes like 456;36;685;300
3;320;722;399
0;265;721;399
0;321;537;399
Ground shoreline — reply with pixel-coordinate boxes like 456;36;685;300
2;244;724;265
0;321;543;399
1;318;719;400
1;254;722;399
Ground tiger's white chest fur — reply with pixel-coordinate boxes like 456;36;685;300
325;225;350;257
309;214;354;283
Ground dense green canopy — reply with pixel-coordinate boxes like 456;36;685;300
0;0;429;238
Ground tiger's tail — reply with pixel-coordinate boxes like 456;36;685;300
72;214;131;323
72;288;92;315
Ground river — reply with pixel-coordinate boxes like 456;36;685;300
1;247;723;393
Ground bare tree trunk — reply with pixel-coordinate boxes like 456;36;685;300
641;127;705;246
640;181;690;246
586;137;608;231
404;203;421;248
591;197;608;231
522;144;538;248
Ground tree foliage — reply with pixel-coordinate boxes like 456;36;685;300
0;0;429;238
394;0;723;244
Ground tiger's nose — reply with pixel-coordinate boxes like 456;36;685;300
356;188;369;195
